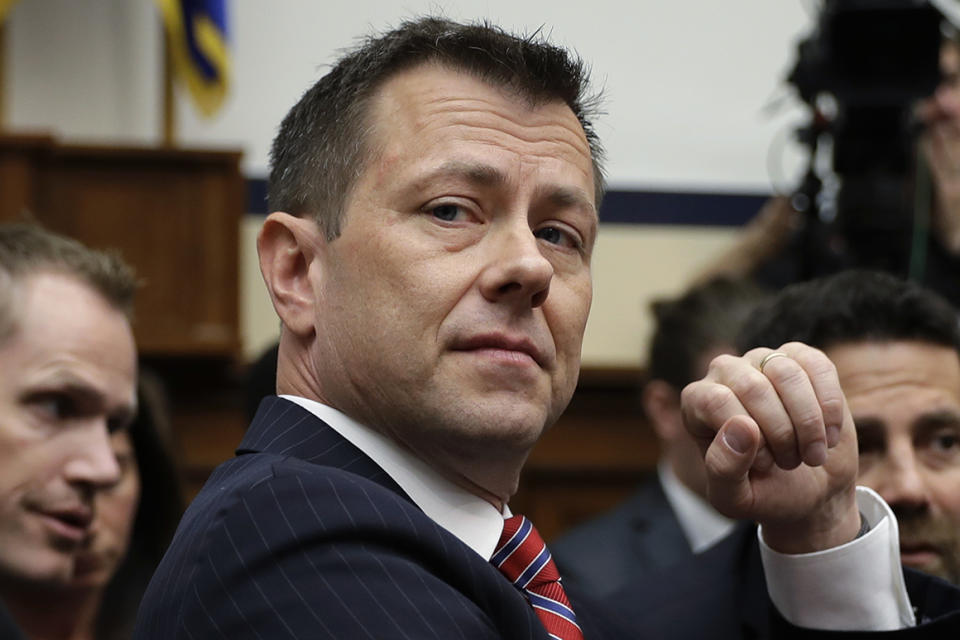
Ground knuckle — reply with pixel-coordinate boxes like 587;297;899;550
789;344;836;378
708;353;743;377
729;369;770;406
742;347;770;361
818;393;845;423
697;384;736;419
773;359;808;388
781;341;825;358
792;406;825;433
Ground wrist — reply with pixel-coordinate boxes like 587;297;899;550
761;486;860;554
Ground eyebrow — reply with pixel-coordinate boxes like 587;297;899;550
24;373;137;424
538;184;598;222
913;409;960;435
853;418;886;446
853;417;884;433
416;161;508;191
416;161;597;214
854;410;960;443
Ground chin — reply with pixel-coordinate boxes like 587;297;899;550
0;550;74;589
436;404;547;450
68;571;113;591
72;554;118;589
484;400;549;436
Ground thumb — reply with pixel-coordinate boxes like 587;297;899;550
704;415;761;518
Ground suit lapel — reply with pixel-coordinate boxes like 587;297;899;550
236;396;412;504
629;477;695;570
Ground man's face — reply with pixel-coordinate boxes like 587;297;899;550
828;340;960;583
71;429;140;589
307;64;596;500
0;272;137;588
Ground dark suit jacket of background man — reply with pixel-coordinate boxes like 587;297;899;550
551;476;694;599
133;397;625;639
608;519;960;638
135;396;960;638
0;599;24;640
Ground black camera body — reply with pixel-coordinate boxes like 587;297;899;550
786;0;943;276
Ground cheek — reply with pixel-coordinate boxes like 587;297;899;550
930;472;960;521
100;479;140;543
0;441;69;503
549;278;592;356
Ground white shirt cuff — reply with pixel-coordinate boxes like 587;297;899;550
758;486;915;631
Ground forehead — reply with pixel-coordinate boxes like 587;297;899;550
827;340;960;415
1;272;136;400
363;63;596;201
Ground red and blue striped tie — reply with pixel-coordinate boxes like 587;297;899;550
491;515;584;640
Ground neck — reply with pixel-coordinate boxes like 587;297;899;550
2;585;101;640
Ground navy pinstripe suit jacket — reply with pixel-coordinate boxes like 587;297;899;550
134;396;624;639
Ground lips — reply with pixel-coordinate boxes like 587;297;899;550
899;541;941;565
34;505;94;544
452;333;547;367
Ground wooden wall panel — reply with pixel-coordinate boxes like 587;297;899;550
0;136;242;357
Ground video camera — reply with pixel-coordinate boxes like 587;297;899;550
786;0;943;277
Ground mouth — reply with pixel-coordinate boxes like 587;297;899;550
34;506;94;545
899;541;941;567
452;333;546;368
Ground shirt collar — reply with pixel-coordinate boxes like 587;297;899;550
280;395;506;560
658;461;735;552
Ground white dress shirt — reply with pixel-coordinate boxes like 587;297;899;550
281;395;506;559
282;395;915;631
658;462;736;553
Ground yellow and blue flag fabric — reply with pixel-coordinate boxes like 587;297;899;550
156;0;229;117
0;0;19;23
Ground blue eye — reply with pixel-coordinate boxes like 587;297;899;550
430;204;463;222
535;227;562;244
534;225;580;250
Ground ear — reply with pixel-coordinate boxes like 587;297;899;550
257;212;324;338
641;379;684;443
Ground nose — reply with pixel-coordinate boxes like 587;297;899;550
478;224;553;309
62;421;122;490
866;448;929;512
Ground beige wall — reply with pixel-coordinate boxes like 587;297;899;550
240;217;741;368
584;224;741;368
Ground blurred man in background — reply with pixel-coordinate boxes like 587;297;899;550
739;269;960;585
0;223;139;639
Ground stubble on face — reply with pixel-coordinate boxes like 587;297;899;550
833;340;960;586
303;64;596;502
896;507;960;583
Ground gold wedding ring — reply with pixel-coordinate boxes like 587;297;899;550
758;351;789;374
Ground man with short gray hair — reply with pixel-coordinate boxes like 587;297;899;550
0;223;138;638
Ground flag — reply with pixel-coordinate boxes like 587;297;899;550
156;0;229;118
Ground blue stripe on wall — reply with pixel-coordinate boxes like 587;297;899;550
599;190;769;226
246;178;769;227
247;178;269;215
